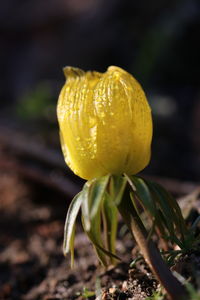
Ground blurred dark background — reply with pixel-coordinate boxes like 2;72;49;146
1;0;200;182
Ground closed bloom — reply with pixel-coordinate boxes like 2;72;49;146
57;66;153;180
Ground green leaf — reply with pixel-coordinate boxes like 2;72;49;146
81;177;121;266
90;175;110;219
81;181;92;231
82;175;110;231
81;176;110;231
110;175;127;205
90;237;121;262
150;182;187;236
69;225;75;268
82;206;121;266
82;287;95;298
63;192;83;261
127;176;185;246
127;175;156;217
81;181;108;266
148;183;174;225
82;209;107;266
102;192;118;264
147;181;186;245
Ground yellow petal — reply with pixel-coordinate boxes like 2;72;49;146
57;66;153;180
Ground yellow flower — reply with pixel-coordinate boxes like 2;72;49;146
57;66;153;180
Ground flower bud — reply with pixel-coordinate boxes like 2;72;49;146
57;66;152;180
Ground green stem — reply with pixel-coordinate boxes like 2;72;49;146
117;193;188;300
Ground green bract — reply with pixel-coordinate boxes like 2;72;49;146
63;174;193;267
